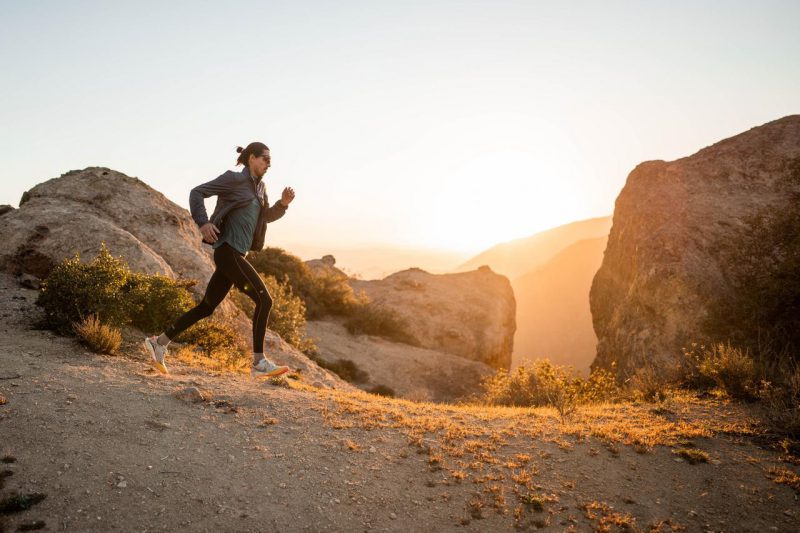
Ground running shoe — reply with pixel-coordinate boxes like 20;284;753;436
251;358;289;378
144;336;169;374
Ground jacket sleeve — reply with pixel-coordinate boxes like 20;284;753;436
264;200;288;223
189;171;235;227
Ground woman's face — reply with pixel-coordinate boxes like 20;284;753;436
249;149;271;178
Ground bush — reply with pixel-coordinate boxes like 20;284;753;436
247;247;363;319
38;243;198;336
124;273;195;334
38;244;130;333
696;343;758;400
343;302;417;345
72;314;122;354
480;359;620;418
759;363;800;439
174;320;248;365
627;361;676;403
261;275;317;354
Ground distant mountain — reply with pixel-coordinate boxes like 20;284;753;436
512;236;607;375
455;216;612;279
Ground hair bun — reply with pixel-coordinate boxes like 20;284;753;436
236;146;244;153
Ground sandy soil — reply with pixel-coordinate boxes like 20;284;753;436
1;275;798;532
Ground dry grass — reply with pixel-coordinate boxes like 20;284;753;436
671;448;710;464
73;314;122;355
309;385;764;519
766;466;800;492
172;345;249;374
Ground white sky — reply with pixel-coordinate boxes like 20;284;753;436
1;0;798;260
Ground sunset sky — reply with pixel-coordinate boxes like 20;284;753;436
1;1;799;270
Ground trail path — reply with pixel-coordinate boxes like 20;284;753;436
0;276;798;532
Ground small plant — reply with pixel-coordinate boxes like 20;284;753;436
672;448;710;464
697;343;758;400
627;362;673;403
72;314;122;355
519;493;545;512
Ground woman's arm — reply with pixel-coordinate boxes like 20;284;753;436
189;170;236;227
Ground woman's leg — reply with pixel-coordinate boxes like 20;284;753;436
213;245;273;354
163;262;233;341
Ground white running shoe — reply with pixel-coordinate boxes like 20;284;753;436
144;336;169;374
251;358;289;379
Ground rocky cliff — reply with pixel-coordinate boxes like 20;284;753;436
350;267;516;369
590;115;800;376
0;167;349;389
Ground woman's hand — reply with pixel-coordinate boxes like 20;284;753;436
200;222;220;243
280;187;295;207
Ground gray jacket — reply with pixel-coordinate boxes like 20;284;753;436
189;166;287;252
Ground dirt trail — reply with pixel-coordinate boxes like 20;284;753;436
1;276;798;532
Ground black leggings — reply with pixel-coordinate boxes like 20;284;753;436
165;243;272;353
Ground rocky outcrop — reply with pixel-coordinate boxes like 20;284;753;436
306;319;495;403
0;167;350;389
590;115;800;376
350;267;516;369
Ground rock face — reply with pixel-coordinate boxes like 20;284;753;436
2;167;210;281
0;167;349;389
306;319;495;403
590;115;800;376
350;267;516;369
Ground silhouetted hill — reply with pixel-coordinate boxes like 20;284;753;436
455;216;611;279
512;237;607;375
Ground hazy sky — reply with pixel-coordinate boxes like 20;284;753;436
1;0;798;260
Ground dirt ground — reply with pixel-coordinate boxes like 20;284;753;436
1;275;798;532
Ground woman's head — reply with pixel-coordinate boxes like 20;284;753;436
236;142;270;178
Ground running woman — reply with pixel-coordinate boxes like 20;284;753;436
144;142;294;378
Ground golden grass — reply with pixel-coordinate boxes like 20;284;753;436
307;385;766;520
766;466;800;492
73;315;122;354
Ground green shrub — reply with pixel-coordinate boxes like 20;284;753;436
38;244;198;337
174;320;248;365
261;275;317;354
343;302;417;345
73;314;122;355
38;244;130;333
124;273;195;334
247;247;363;319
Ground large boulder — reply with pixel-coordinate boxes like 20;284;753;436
0;167;350;389
350;267;516;369
590;115;800;377
306;319;495;403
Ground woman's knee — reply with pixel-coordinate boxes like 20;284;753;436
196;300;216;318
251;287;272;310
